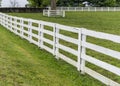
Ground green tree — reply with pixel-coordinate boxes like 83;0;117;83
42;0;50;7
104;0;116;7
28;0;43;7
86;0;116;6
56;0;82;7
28;0;51;7
116;0;120;6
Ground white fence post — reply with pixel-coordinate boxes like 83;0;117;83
38;23;41;47
55;25;59;59
10;16;13;32
114;7;116;11
40;22;44;49
108;7;110;11
28;20;32;43
7;16;10;30
48;10;50;17
14;18;17;34
88;7;90;11
81;29;86;74
3;15;5;27
53;24;56;55
63;11;65;17
20;18;24;38
82;7;83;11
5;16;8;29
77;29;82;71
43;10;45;16
101;7;103;11
68;7;69;11
95;7;97;11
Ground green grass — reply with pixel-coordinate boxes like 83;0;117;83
9;12;120;35
0;25;105;86
2;12;120;85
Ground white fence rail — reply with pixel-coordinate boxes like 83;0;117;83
56;7;120;11
0;13;120;86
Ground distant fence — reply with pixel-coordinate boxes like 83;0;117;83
43;10;65;17
0;7;47;13
56;7;120;11
0;13;120;86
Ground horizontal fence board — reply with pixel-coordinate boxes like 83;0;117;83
56;34;78;45
23;35;29;41
56;24;79;33
42;21;55;27
59;53;77;67
82;29;120;43
23;30;29;34
81;54;120;76
85;67;120;86
31;26;39;31
56;44;78;56
23;24;29;28
31;39;38;45
13;22;21;26
43;45;53;54
82;42;120;60
42;38;53;45
23;18;29;22
43;29;54;36
12;26;21;31
31;33;39;38
31;19;40;24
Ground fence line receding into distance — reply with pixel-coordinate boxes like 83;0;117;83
56;7;120;11
0;13;120;86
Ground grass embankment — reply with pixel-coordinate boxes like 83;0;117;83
0;25;104;86
3;12;120;85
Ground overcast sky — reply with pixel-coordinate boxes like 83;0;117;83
1;0;28;7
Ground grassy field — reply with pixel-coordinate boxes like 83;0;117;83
10;12;120;35
1;12;119;85
0;25;105;86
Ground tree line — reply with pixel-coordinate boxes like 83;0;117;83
27;0;120;7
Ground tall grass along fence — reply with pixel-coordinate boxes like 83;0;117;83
56;7;120;11
0;13;120;86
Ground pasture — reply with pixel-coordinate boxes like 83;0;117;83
0;12;120;85
0;25;104;86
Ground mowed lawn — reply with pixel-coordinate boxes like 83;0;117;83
10;12;120;35
0;25;104;86
1;12;119;85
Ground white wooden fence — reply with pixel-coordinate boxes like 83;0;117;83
43;10;65;17
0;13;120;86
56;7;120;11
